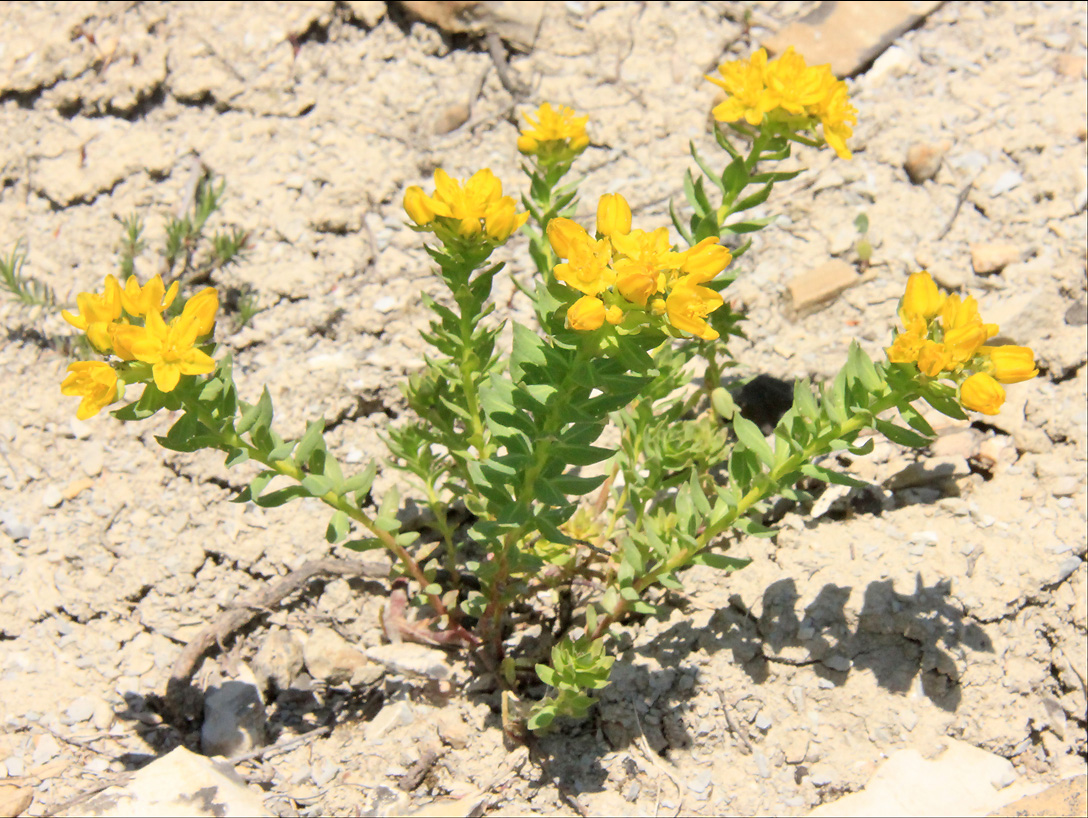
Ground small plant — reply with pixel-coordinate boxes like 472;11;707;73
55;48;1037;736
855;212;872;269
0;241;58;309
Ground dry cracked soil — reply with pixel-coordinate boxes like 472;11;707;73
0;1;1085;816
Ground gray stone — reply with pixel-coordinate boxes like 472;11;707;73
201;667;267;758
1050;476;1080;497
688;770;713;793
1055;557;1081;584
754;712;773;731
909;530;940;547
823;655;853;672
56;746;272;817
904;141;948;184
1;508;32;541
989;170;1023;196
753;751;770;778
312;762;339;787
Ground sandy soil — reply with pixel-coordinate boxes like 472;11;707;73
0;1;1085;815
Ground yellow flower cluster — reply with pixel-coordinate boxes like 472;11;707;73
60;274;219;418
885;272;1037;414
404;168;528;243
548;193;732;340
707;47;857;160
516;102;590;163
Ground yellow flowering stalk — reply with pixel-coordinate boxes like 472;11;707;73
403;168;528;245
885;271;1037;415
546;192;733;341
707;46;857;159
517;102;590;165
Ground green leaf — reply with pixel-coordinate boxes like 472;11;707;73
237;387;272;435
536;664;557;687
268;440;296;461
733;414;774;468
847;342;884;392
326;510;351;543
690;552;752;571
224;448;249;467
342;461;379;496
732;181;774;213
800;463;870;488
711;387;736;420
691;142;725;192
875;418;931;448
294;419;326;465
527;708;556;731
343;538;385;552
301;474;334;497
898;402;935;436
254;486;309;508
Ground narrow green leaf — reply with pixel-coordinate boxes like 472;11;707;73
294;419;326;465
301;474;334;497
733;414;774;468
326;510;351;543
800;462;870;488
875;418;931;448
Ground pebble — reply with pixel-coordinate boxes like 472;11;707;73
970;242;1020;274
785;733;810;764
0;508;31;541
1050;476;1080;497
823;655;852;672
41;486;63;509
754;711;773;731
817;678;836;690
810;768;834;786
312;762;339;787
1054;557;1081;584
753;750;771;778
435;713;469;749
4;757;25;778
988;170;1023;197
433;102;470;135
624;781;640;802
367;700;415;740
904;141;948;184
787;259;859;315
31;734;60;766
366;643;453;682
303;626;377;685
688;770;713;793
374;296;398;314
252;629;304;692
900;709;920;731
909;530;940;547
1065;301;1088;326
201;670;267;758
65;696;96;724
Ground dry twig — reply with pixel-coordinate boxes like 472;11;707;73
164;557;387;722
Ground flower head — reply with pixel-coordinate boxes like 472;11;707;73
61;361;120;420
566;295;606;331
708;47;855;159
517;103;590;163
549;219;614;296
885;271;1035;416
121;274;179;318
62;275;123;352
404;168;527;244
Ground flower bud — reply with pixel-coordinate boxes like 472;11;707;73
404;186;437;226
983;345;1038;384
596;193;632;238
566;296;606;331
900;272;944;320
547;218;589;260
960;372;1005;415
616;271;657;307
605;305;624;325
916;340;950;377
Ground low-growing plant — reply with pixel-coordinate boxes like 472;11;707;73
54;48;1038;735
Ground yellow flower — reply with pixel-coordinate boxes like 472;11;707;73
899;272;944;321
407;169;525;242
960;372;1005;415
679;237;732;283
605;304;623;325
62;275;123;353
815;81;857;160
120;288;219;392
484;198;529;242
547;217;587;260
982;345;1038;384
403;185;450;226
916;340;951;377
567;295;606;331
615;270;658;307
517;102;590;157
763;47;834;116
61;361;120;420
885;315;928;364
665;284;723;341
596;193;632;239
611;227;684;281
708;48;773;126
944;323;990;364
554;235;614;296
121;274;179;318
